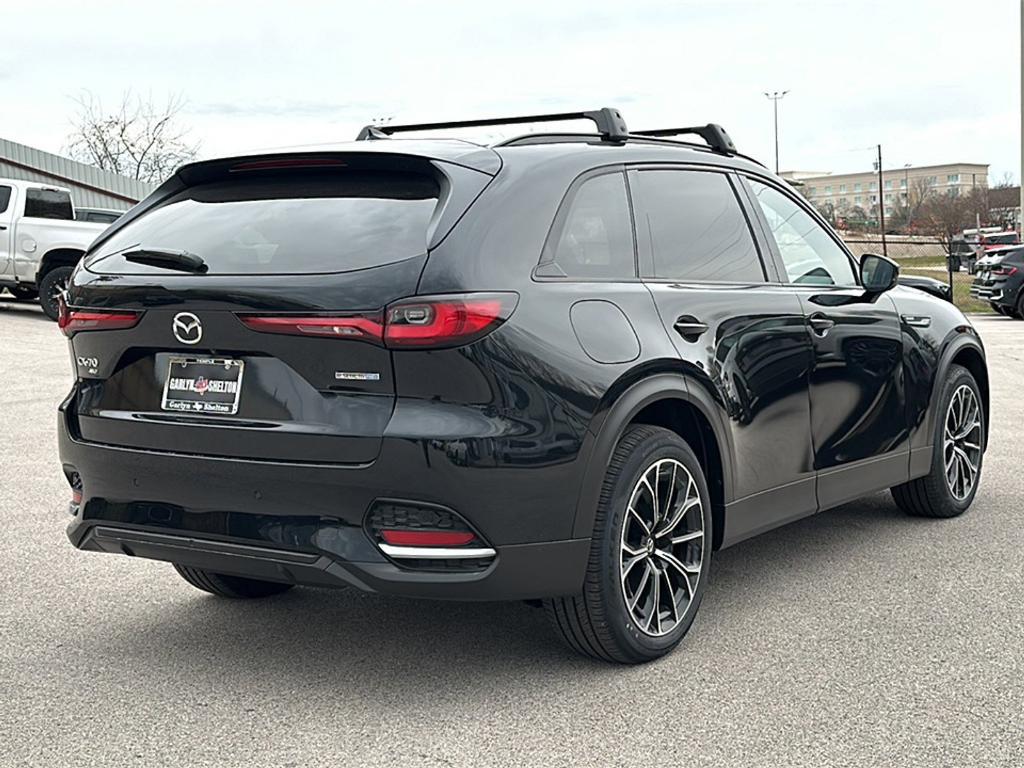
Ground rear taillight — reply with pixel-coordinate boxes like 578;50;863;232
993;266;1018;276
384;293;518;348
59;307;142;337
237;292;517;350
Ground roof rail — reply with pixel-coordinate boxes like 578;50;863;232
632;124;736;155
356;108;630;142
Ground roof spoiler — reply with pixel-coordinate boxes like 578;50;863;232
632;124;736;155
357;108;630;142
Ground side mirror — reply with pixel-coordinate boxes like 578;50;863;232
860;253;899;294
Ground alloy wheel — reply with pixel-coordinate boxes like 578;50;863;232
943;384;982;501
619;458;705;637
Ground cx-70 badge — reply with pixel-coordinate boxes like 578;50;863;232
172;312;203;345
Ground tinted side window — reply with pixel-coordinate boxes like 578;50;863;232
748;179;856;286
544;172;635;279
24;188;74;220
0;185;11;214
634;170;764;282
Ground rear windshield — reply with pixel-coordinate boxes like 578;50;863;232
87;171;440;275
985;234;1018;245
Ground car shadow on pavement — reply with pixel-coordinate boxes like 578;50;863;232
84;491;932;690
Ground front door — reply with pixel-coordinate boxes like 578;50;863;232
629;166;817;546
743;177;908;510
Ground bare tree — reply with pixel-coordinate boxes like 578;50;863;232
992;171;1016;189
66;91;199;183
918;187;990;246
906;176;934;228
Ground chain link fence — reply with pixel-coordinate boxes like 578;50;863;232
844;237;987;313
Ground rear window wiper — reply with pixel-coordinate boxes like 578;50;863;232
122;247;209;274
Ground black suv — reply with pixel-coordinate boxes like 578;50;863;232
970;245;1024;317
58;108;988;663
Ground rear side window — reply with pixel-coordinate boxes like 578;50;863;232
24;188;73;220
0;185;11;214
632;170;764;282
87;171;440;275
541;171;635;280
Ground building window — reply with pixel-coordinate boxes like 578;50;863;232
854;183;862;193
947;174;959;183
927;176;937;184
884;180;893;190
900;178;907;188
839;184;847;193
808;187;816;196
869;182;877;191
884;194;893;204
824;186;832;195
854;196;862;205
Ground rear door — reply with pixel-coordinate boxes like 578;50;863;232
630;166;817;545
742;177;908;509
68;158;489;464
0;183;13;276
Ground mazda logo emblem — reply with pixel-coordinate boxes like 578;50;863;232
172;312;203;345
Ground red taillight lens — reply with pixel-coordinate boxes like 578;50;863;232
237;293;518;350
238;314;384;342
994;266;1018;276
59;308;142;337
384;293;518;348
380;530;477;547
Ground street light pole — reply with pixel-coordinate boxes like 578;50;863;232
876;144;887;256
764;90;789;174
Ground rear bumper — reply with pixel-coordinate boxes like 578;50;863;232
58;395;591;601
68;521;588;601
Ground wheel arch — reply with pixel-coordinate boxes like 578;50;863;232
570;372;734;550
929;333;989;448
36;248;85;282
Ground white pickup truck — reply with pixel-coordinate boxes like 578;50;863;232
0;178;115;319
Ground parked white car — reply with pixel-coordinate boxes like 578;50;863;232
0;178;113;319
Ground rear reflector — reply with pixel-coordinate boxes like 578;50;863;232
230;157;350;171
237;292;518;350
380;530;477;547
59;306;142;337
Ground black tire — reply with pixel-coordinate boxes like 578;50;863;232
38;266;74;321
891;364;984;518
173;564;295;598
1015;292;1024;320
989;303;1006;316
544;425;713;663
8;285;38;301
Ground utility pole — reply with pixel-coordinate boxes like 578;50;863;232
875;144;888;256
764;91;789;174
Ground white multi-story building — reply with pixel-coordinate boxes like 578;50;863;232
781;163;989;217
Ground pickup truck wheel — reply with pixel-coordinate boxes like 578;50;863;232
39;266;73;320
173;564;294;598
7;285;39;301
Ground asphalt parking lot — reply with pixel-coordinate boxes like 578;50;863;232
1;298;1022;768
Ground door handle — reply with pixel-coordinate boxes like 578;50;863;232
808;314;836;337
673;316;708;342
0;225;7;230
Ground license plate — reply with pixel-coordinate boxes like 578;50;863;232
161;357;244;415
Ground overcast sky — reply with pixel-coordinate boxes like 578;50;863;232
2;0;1019;181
